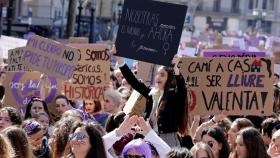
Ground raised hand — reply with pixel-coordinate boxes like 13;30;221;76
116;115;138;136
172;55;180;75
137;117;152;136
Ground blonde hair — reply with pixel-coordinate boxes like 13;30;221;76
272;129;280;141
0;134;15;158
191;142;215;158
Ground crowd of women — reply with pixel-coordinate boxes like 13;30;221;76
0;47;278;158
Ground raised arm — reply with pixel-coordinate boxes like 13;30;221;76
112;46;151;98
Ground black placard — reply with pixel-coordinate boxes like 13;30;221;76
115;0;187;66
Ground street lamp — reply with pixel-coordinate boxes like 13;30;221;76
252;9;267;33
89;0;96;43
77;0;85;37
118;1;123;24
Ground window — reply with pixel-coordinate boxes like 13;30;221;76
268;0;274;10
249;0;254;9
262;21;272;33
232;0;240;13
213;0;221;12
263;0;267;9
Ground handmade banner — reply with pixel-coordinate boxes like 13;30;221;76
179;57;274;115
115;0;187;66
3;72;62;111
137;61;159;86
22;35;80;80
69;37;89;44
5;47;30;71
64;44;110;101
203;51;266;57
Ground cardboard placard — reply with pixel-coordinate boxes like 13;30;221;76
22;35;80;80
3;72;62;111
136;61;159;86
69;37;89;44
115;0;187;66
203;51;266;57
5;47;30;71
179;57;274;115
64;44;110;101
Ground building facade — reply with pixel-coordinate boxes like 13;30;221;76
159;0;280;35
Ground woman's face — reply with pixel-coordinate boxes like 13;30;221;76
235;135;247;158
55;98;70;115
228;122;239;147
37;115;49;133
0;111;12;131
70;127;91;155
29;129;44;150
155;66;168;91
202;134;222;157
196;149;209;158
84;100;95;114
31;101;45;117
124;148;145;158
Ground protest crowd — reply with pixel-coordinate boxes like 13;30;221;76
1;0;280;158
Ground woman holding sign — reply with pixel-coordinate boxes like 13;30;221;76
113;48;186;147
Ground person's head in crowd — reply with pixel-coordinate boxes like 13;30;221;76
0;133;15;158
55;95;72;117
236;127;269;158
227;118;254;150
118;87;131;111
216;117;232;138
201;126;230;158
145;141;160;158
103;89;121;114
155;66;175;92
105;111;126;132
121;78;132;90
24;97;51;120
114;69;123;88
51;117;80;158
261;117;280;145
2;126;33;158
83;100;102;115
33;112;52;136
190;142;215;158
64;122;107;158
274;73;279;85
268;129;280;157
0;71;6;84
22;119;48;157
110;73;118;89
121;138;152;158
0;107;22;131
166;147;193;158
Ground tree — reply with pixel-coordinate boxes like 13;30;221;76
65;0;77;38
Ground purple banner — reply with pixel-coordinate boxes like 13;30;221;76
203;51;266;57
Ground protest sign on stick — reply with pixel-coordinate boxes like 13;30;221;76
22;35;80;80
179;57;274;115
64;44;110;101
115;0;187;66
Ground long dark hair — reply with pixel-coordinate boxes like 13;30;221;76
238;127;269;158
64;122;107;158
24;97;51;120
201;126;230;158
82;100;102;114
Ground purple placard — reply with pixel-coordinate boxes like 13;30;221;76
203;51;266;57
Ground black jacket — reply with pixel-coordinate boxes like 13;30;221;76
120;64;186;134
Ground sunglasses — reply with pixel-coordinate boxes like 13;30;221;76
69;132;86;141
124;155;145;158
